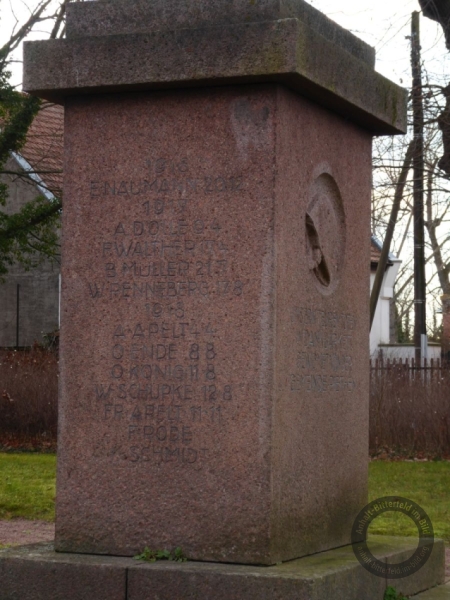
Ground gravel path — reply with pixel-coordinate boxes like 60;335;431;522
0;520;54;547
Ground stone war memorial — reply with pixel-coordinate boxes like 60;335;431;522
0;1;446;598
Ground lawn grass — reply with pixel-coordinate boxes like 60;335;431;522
368;461;450;542
0;453;56;521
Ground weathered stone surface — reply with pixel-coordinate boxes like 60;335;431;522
55;83;370;563
65;0;375;67
23;18;406;134
0;537;444;600
19;0;413;575
127;536;443;600
0;543;129;600
128;551;384;600
384;537;446;597
412;584;450;599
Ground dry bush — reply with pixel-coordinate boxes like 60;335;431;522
0;346;58;450
370;360;450;458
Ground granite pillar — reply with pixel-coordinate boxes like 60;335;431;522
22;0;407;566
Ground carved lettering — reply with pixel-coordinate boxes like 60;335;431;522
290;306;357;394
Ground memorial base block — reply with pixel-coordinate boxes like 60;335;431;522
0;536;445;600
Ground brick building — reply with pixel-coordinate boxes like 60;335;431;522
0;102;63;347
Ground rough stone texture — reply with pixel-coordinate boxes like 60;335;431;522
0;537;444;600
65;0;375;67
383;537;446;597
55;83;370;564
412;583;450;599
21;0;410;573
23;19;406;135
128;551;384;600
0;543;129;600
127;536;444;600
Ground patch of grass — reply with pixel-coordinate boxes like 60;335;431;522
384;586;406;600
368;461;450;542
134;546;188;563
0;453;56;521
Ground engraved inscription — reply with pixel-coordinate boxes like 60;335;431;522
94;325;235;465
89;158;245;466
290;306;356;393
88;162;246;301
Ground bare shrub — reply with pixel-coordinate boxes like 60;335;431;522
0;346;57;450
370;359;450;458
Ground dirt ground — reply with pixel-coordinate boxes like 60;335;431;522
0;521;448;583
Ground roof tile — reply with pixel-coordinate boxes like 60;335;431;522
20;101;64;197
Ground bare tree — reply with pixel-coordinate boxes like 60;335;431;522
418;1;450;175
372;47;450;341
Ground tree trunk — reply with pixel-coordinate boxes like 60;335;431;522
425;160;450;295
418;0;450;175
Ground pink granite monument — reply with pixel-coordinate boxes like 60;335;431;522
24;0;405;565
56;85;372;564
1;2;446;599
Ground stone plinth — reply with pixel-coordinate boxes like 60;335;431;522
0;537;445;600
0;543;130;600
22;0;407;566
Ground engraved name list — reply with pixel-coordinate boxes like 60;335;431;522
87;157;246;468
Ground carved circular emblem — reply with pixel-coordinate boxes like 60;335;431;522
305;173;346;295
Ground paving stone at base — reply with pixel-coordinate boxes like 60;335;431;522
382;536;446;597
0;543;130;600
0;537;444;600
127;536;445;600
412;584;450;599
128;548;385;600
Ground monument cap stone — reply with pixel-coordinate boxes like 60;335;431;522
22;0;407;567
64;0;375;67
23;0;406;134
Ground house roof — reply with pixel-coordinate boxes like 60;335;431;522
18;101;64;198
371;237;384;264
370;235;399;271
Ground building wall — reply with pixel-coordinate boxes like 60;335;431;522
374;344;441;361
369;258;401;355
370;270;389;353
0;156;60;347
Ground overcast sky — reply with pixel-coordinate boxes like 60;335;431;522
308;0;449;84
0;0;449;89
